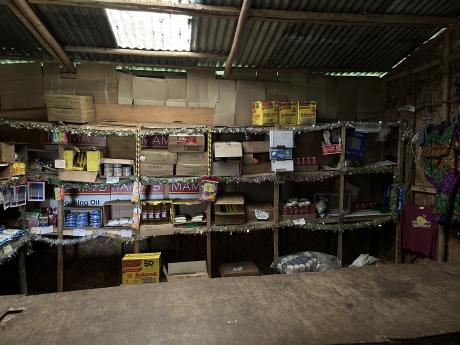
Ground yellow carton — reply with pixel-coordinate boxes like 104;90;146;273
251;101;279;126
279;102;297;125
122;252;161;284
63;150;74;170
10;162;26;176
86;151;102;172
297;101;317;125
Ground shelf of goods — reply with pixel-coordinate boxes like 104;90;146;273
0;119;405;290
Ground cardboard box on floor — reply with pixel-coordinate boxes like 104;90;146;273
219;261;260;277
122;252;161;284
163;261;209;282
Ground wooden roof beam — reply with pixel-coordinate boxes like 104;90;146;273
223;0;251;79
29;0;460;27
65;46;227;60
6;0;75;73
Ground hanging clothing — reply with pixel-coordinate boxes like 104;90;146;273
401;204;438;258
421;121;460;224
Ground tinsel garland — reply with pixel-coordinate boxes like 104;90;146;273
211;222;275;233
221;174;277;184
140;127;208;136
280;171;341;182
49;177;135;189
0;236;32;264
173;227;209;235
342;166;395;175
278;215;395;232
141;176;201;184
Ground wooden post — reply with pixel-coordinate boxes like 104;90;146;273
134;126;141;254
437;31;451;263
337;124;347;261
57;144;64;292
18;248;28;295
395;126;404;264
273;181;280;259
206;202;212;277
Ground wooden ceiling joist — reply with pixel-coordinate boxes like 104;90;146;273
223;0;251;79
65;46;227;60
5;0;75;73
29;0;460;27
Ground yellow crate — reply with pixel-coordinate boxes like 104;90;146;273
279;101;297;125
122;252;161;284
86;151;102;172
64;150;74;170
251;101;279;126
297;101;317;125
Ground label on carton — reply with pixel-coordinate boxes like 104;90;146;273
177;136;197;145
54;159;66;169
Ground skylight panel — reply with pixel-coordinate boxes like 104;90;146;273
105;8;192;51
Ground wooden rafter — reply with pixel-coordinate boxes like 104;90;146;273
5;0;75;72
29;0;460;27
223;0;251;79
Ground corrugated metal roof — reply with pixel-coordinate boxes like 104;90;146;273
1;0;460;71
0;5;49;59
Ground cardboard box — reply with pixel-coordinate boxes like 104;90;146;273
176;163;208;176
168;134;205;152
279;101;298;125
0;162;26;179
270;148;293;160
271;160;294;172
64;150;74;170
47;107;96;123
117;72;133;105
86;151;102;172
246;203;274;222
177;152;208;164
45;94;93;109
141;163;174;177
133;77;166;106
58;170;98;183
252;101;279;126
298;101;317;125
163;261;209;282
140;149;177;164
270;130;294;148
219;261;260;277
76;64;117;104
103;200;134;227
1;92;45;110
0;143;15;163
242;162;271;175
122;253;161;284
107;135;136;160
242;141;269;153
212;160;241;176
214;194;245;225
214;142;243;158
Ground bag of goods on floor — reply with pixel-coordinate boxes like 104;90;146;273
271;251;341;274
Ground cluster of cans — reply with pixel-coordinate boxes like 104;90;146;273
64;211;101;228
293;157;318;166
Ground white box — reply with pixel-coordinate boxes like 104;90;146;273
271;160;294;172
269;130;294;148
214;142;243;158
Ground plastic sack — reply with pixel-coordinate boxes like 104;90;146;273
270;251;341;274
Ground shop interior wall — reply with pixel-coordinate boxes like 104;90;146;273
0;62;387;293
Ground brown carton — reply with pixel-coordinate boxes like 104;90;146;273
168;134;205;152
177;152;208;164
176;163;208;176
242;141;269;153
212;160;241;176
47;107;96;123
219;261;260;277
140;149;177;164
0;143;15;163
214;194;245;225
45;94;93;109
141;163;174;177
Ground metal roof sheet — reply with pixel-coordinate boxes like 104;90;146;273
1;0;460;71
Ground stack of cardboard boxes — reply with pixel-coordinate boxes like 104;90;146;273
140;134;207;177
251;100;317;126
212;142;242;176
46;94;96;124
270;130;294;172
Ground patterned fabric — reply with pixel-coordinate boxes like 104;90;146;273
421;121;460;224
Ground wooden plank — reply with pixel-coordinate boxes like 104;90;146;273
95;104;214;125
206;202;212;276
18;248;27;295
395;126;404;264
65;46;226;60
2;263;460;345
57;144;64;292
29;0;460;26
273;181;280;259
223;0;251;79
411;185;436;194
337;125;347;261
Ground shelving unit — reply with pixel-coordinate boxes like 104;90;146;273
0;119;404;289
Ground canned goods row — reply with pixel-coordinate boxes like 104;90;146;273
293;157;317;166
104;164;132;177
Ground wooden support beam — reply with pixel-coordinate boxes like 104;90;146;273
223;0;251;79
65;46;227;60
29;0;460;27
7;0;75;73
273;181;280;259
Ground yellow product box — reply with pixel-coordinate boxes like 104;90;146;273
10;162;26;176
64;150;74;170
86;151;102;172
279;102;298;125
251;101;279;126
122;252;161;284
297;101;317;125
